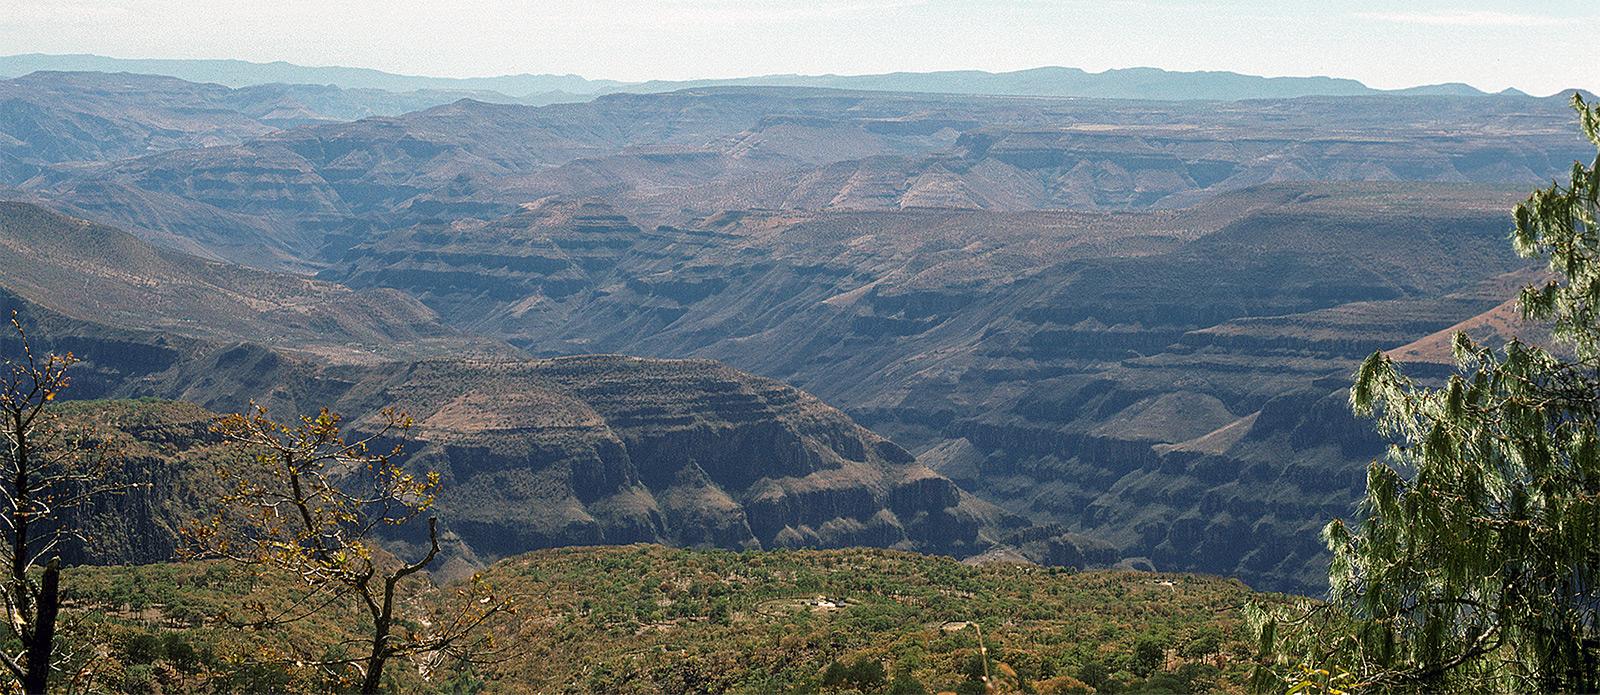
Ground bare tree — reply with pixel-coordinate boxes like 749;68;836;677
187;403;512;693
0;314;120;694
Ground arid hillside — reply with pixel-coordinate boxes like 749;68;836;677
67;545;1270;693
0;202;995;571
320;181;1536;590
12;78;1588;270
4;72;1591;592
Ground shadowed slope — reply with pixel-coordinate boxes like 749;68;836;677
327;182;1539;591
0;201;478;362
0;202;997;568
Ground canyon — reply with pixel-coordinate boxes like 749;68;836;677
1;66;1590;592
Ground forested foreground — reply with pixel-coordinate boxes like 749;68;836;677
67;546;1266;694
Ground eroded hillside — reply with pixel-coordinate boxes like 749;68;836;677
13;80;1588;271
0;203;995;571
324;182;1537;590
5;72;1591;592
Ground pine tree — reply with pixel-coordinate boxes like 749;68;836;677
1250;93;1600;692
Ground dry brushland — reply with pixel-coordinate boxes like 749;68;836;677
66;545;1274;693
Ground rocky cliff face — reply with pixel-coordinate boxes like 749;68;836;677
329;198;646;336
7;74;1592;592
54;400;230;566
321;183;1538;591
0;202;992;568
331;356;991;561
45;360;995;568
2;176;1545;591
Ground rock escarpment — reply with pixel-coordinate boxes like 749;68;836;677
327;183;1541;591
8;75;1593;592
337;355;990;561
0;202;993;567
45;359;995;570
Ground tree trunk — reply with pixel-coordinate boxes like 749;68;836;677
360;620;390;695
11;422;29;625
360;650;388;693
9;419;40;694
21;560;57;695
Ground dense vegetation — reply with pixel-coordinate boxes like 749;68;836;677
63;546;1269;693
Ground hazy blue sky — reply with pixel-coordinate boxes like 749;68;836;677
2;0;1594;94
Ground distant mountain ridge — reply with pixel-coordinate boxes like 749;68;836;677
0;53;1570;103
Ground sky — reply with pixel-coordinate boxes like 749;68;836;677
1;0;1595;95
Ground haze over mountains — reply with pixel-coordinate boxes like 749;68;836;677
1;63;1590;594
0;54;1561;110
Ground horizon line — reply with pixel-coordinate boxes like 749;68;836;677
7;51;1594;97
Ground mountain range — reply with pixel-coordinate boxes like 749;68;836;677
2;68;1590;594
0;54;1562;109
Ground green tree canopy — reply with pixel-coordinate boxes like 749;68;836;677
1250;93;1600;693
